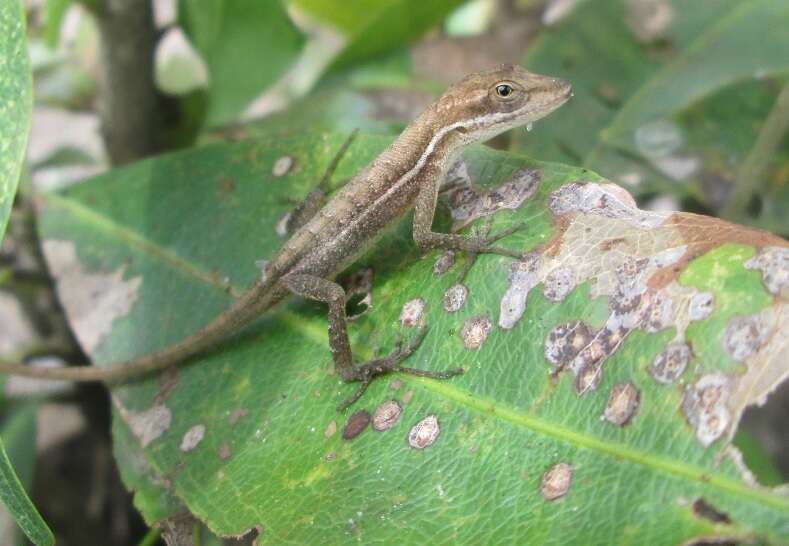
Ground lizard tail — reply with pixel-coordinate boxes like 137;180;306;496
0;277;282;383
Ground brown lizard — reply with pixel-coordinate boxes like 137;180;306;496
0;64;572;408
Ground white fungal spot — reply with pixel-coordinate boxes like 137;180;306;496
408;415;440;449
42;240;143;356
442;283;468;312
272;155;294;177
724;312;774;361
399;298;426;327
275;211;292;237
745;246;789;296
180;424;206;452
682;373;731;447
460;315;492;349
688;292;715;321
121;402;172;448
499;252;541;329
548;183;664;229
543;266;575;302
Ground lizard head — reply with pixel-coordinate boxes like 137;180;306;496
435;64;572;143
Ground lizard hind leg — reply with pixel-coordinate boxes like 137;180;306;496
281;273;463;411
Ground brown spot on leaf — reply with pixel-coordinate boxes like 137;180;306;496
372;400;402;431
218;442;232;460
433;251;456;276
544;321;595;369
342;410;371;440
228;408;249;425
449;168;541;229
603;381;641;426
540;462;573;501
683;374;731;446
599;237;627;251
408;415;440;449
650;342;691;384
216;176;236;196
692;498;732;524
657;213;789;287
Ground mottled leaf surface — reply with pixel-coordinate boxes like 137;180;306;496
0;0;32;242
36;133;788;544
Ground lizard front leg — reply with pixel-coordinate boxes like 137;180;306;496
413;178;524;258
281;273;462;410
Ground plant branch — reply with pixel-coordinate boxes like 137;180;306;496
721;81;789;220
94;0;161;165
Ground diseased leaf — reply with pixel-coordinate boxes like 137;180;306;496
0;407;53;546
178;0;305;127
36;132;789;544
0;0;33;242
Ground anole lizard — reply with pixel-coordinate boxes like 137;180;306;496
1;64;572;408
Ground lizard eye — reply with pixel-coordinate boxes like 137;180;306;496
495;83;514;98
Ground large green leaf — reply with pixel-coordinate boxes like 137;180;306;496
293;0;466;70
35;132;788;544
518;0;740;165
0;0;32;243
0;407;53;546
597;0;789;156
178;0;305;127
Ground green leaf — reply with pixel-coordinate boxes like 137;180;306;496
598;0;789;156
293;0;466;70
518;0;742;165
0;408;53;546
0;0;33;243
36;132;789;544
178;0;305;127
44;0;71;48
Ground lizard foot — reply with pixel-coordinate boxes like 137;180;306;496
337;326;463;411
464;221;526;259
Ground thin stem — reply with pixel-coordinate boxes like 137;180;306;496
137;527;161;546
721;81;789;220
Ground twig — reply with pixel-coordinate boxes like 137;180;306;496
93;0;161;165
721;81;789;220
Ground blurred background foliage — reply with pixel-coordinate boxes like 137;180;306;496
1;0;788;544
